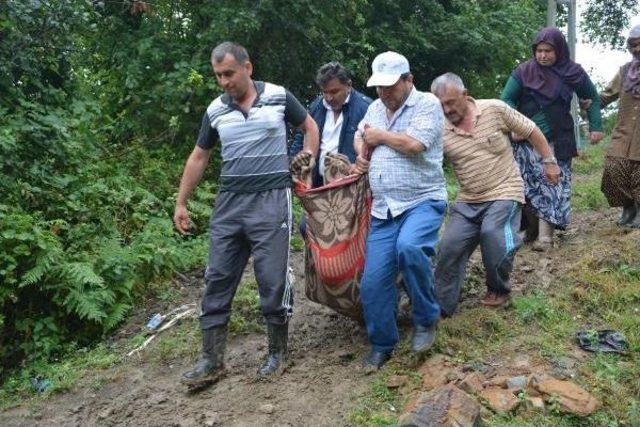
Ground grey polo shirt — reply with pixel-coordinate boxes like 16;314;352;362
197;81;308;193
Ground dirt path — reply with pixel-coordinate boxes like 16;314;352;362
1;205;630;427
1;251;373;427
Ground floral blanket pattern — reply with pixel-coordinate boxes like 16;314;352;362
291;153;371;320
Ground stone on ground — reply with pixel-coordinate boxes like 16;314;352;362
397;383;480;427
479;388;520;413
533;376;601;416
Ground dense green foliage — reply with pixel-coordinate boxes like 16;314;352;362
581;0;640;50
0;1;212;373
1;0;553;374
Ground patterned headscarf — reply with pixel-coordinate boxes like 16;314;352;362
513;27;587;106
623;25;640;98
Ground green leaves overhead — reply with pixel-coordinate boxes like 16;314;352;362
581;0;640;50
80;0;546;142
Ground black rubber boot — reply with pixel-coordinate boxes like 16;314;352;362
617;200;637;226
629;201;640;228
258;322;288;377
523;206;539;243
181;325;227;389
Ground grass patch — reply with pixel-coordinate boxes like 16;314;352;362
572;174;608;211
572;140;609;211
0;344;119;410
489;235;639;426
0;276;263;409
573;139;607;175
512;292;554;324
571;137;609;211
443;160;459;201
291;233;305;252
348;366;414;426
145;318;200;366
350;229;640;426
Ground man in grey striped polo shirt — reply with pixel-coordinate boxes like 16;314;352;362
174;42;319;389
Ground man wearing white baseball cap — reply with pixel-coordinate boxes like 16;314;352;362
352;51;447;371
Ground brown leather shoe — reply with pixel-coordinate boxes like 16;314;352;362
480;291;511;307
480;291;496;306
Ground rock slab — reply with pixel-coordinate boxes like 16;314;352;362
534;377;601;416
480;388;520;413
398;384;480;427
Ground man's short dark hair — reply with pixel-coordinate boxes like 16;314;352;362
211;41;249;64
315;62;351;88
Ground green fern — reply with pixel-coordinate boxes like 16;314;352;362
63;285;113;323
19;243;62;288
103;302;132;330
56;262;111;322
61;262;105;288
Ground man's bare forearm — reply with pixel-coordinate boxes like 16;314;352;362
300;114;320;157
527;127;553;159
176;147;211;207
379;130;424;154
354;135;365;156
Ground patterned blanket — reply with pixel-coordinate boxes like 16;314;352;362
291;152;371;320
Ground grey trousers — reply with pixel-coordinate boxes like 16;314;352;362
199;188;293;329
435;200;522;316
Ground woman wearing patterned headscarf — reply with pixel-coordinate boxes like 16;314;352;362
501;27;604;250
600;25;640;228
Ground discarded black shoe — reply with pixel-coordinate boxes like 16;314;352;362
411;323;437;354
576;330;628;354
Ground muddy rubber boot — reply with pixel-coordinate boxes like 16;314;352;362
629;201;640;229
181;325;227;389
258;322;288;377
522;206;539;243
618;200;637;226
532;218;554;251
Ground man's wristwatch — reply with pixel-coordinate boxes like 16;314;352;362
541;156;558;165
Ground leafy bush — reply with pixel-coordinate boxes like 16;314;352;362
0;1;211;374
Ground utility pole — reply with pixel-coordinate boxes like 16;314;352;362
567;0;577;58
567;0;582;149
547;0;557;26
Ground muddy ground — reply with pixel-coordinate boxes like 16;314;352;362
1;247;374;427
0;207;629;427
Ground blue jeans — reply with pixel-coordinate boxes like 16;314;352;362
360;199;446;354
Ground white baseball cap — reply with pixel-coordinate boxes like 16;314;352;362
366;51;410;87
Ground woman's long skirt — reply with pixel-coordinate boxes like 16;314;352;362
601;156;640;206
514;142;572;230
